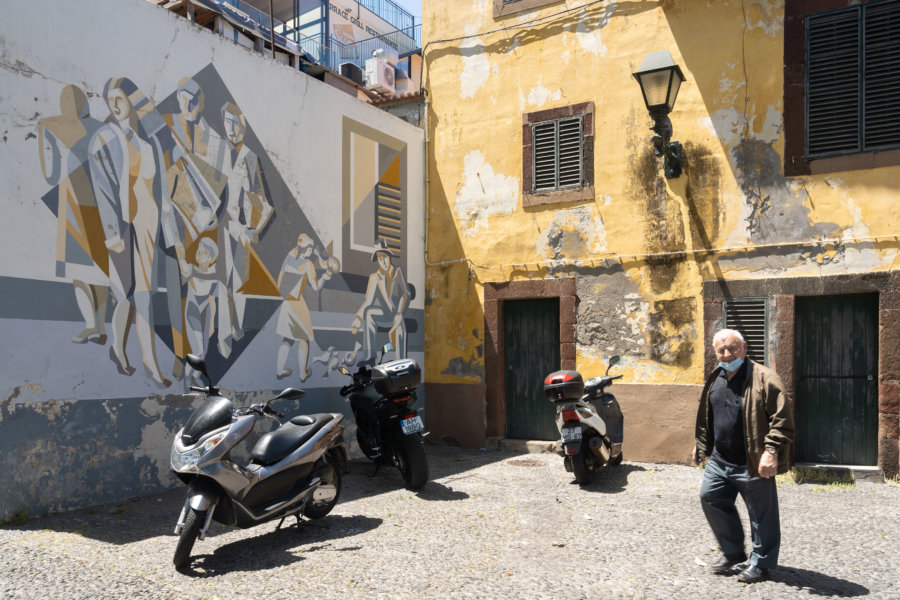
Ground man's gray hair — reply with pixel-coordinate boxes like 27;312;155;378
713;328;745;345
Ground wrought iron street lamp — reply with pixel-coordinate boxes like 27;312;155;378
633;50;686;178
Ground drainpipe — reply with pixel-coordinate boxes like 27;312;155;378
269;0;276;59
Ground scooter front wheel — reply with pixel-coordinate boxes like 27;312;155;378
173;508;205;570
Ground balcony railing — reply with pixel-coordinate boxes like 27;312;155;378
203;0;420;74
357;0;415;33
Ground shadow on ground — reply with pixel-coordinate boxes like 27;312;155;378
2;445;638;545
770;565;869;597
180;514;383;576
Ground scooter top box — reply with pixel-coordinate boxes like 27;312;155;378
372;358;421;396
543;370;584;402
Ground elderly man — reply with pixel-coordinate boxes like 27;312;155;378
692;328;795;584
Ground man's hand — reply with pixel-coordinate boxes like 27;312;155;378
758;450;778;478
691;447;699;466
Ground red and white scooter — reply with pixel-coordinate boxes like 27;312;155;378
544;355;625;485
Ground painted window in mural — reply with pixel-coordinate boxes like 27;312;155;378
37;65;415;391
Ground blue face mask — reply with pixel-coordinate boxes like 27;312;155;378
718;357;744;372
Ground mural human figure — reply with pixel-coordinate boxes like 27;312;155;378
38;85;109;346
218;102;273;356
350;239;409;362
88;77;170;387
184;237;221;385
275;234;339;382
161;76;227;369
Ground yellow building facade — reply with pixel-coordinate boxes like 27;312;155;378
421;0;900;476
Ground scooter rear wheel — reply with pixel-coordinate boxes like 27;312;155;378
173;508;204;570
572;434;599;485
396;435;429;490
303;461;342;520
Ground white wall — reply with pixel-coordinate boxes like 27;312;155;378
0;0;424;518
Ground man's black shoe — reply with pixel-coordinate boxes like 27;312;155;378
708;553;747;574
737;564;769;583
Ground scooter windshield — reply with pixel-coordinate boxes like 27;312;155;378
181;396;233;445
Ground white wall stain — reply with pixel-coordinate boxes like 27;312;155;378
710;107;745;147
758;103;782;143
455;150;519;237
824;177;898;270
135;405;179;488
712;101;780;148
744;0;783;37
697;115;717;138
519;81;563;112
574;2;616;57
459;36;490;99
538;205;607;259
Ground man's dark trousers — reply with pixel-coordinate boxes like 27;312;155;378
700;458;780;569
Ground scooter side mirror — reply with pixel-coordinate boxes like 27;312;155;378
186;353;212;386
379;342;393;362
274;387;306;401
606;355;621;375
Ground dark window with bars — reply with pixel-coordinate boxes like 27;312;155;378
531;116;584;193
723;298;768;365
806;1;900;159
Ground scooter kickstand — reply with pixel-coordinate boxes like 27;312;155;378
276;516;287;530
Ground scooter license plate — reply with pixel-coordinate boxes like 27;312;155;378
561;426;582;442
400;415;424;435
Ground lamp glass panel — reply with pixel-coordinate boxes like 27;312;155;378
667;75;682;111
639;70;673;109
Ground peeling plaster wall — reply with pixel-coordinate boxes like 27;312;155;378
0;0;424;519
423;0;900;458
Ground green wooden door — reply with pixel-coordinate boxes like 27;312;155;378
795;294;878;465
504;298;560;440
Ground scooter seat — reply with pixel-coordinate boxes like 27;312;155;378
250;413;334;465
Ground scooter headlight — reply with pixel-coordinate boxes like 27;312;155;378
170;432;226;473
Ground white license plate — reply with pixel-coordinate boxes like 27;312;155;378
400;415;424;435
561;426;582;442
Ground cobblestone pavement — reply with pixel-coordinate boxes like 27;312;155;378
1;445;898;600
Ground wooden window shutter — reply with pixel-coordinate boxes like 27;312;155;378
863;2;900;150
806;2;900;158
806;8;860;158
531;116;583;193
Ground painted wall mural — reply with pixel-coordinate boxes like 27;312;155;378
37;64;416;392
0;0;424;520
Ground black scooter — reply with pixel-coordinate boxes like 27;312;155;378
338;343;429;490
169;354;348;569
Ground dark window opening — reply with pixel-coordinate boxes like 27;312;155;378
724;297;768;365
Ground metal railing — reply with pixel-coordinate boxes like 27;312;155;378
356;0;415;33
212;0;420;73
349;25;420;61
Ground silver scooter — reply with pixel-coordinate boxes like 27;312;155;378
169;354;349;570
543;355;624;485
